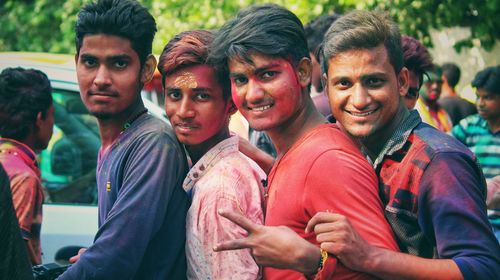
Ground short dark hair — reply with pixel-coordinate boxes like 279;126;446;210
305;14;341;56
442;63;461;88
472;65;500;95
75;0;156;66
208;4;309;74
322;10;403;75
402;35;433;87
158;30;230;101
0;67;52;141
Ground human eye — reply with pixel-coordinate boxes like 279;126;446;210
232;75;248;87
166;90;181;101
195;92;210;101
365;76;385;88
335;78;352;89
113;59;128;69
261;71;278;80
82;56;97;68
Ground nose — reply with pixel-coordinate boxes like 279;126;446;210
245;79;266;105
476;97;484;108
351;84;371;109
177;97;195;119
93;65;112;88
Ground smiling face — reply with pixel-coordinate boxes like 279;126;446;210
228;52;307;132
326;45;408;142
75;34;149;120
164;64;233;148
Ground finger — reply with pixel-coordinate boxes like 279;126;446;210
69;255;79;263
213;238;252;252
312;222;337;235
218;208;258;233
316;231;344;244
306;212;343;233
320;242;338;255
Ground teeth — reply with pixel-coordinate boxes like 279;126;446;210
351;110;375;117
252;105;272;111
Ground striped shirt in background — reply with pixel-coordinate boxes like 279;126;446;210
451;114;500;179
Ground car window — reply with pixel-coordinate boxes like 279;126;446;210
40;90;100;206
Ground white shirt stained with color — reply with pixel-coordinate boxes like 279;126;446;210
184;135;265;280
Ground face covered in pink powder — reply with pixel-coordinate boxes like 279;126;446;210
228;52;306;132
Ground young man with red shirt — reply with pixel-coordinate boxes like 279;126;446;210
209;4;398;279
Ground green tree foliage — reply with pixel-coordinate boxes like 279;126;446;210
0;0;498;54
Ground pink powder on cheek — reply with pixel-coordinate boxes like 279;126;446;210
230;81;243;109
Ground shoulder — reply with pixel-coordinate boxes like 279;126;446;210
294;123;363;159
413;122;476;158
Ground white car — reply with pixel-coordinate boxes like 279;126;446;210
0;52;168;264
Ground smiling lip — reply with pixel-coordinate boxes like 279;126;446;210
174;123;199;132
248;104;273;112
347;108;378;117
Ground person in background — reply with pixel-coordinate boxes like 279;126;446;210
0;67;54;265
415;66;453;132
439;62;477;125
158;29;265;279
304;13;341;117
401;35;434;109
0;164;33;279
58;0;189;278
451;65;500;240
209;4;399;279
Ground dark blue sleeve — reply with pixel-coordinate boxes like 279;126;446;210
418;151;500;280
59;131;186;279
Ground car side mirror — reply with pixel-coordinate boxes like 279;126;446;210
51;138;82;177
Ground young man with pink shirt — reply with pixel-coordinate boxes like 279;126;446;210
158;30;265;280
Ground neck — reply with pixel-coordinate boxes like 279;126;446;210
186;126;231;165
441;85;456;98
487;117;500;134
267;95;326;159
362;103;409;161
422;98;439;111
98;103;146;149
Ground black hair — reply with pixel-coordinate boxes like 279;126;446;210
322;10;403;75
208;4;309;74
0;67;52;141
472;65;500;95
75;0;156;66
442;63;461;88
304;14;341;56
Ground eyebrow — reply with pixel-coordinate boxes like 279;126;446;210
229;63;281;78
79;53;131;62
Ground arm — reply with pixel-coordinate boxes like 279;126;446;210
59;132;185;279
486;175;500;209
238;136;274;174
10;175;42;264
418;152;500;280
306;212;463;280
214;209;322;276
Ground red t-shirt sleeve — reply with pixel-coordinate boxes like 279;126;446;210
304;148;399;279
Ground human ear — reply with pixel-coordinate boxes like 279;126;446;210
296;57;312;88
141;54;157;84
398;67;410;98
227;99;238;115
